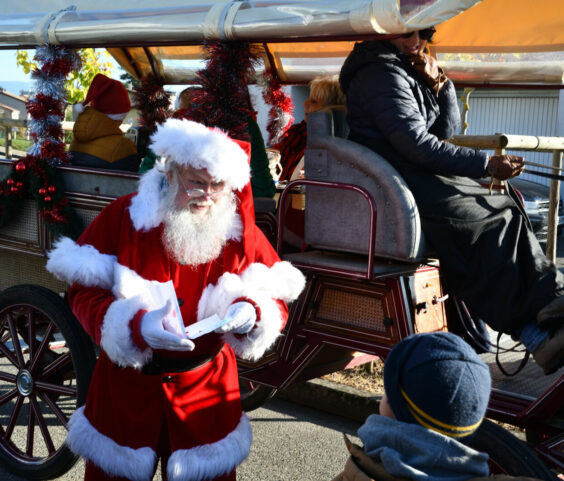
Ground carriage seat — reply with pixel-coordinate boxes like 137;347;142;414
303;108;431;263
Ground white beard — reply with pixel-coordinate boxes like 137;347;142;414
162;191;237;266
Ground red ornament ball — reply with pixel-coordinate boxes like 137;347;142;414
10;186;18;193
38;187;47;195
15;161;26;172
44;195;52;203
47;185;56;193
16;182;23;188
6;178;14;186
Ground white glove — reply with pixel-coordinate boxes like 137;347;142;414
215;301;257;334
141;301;195;351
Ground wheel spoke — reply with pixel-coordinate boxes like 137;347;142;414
0;388;19;406
38;391;69;427
29;395;56;455
39;351;72;379
4;394;24;440
6;312;25;368
0;371;17;383
34;381;77;398
26;307;36;361
28;321;56;374
26;398;35;457
0;341;18;367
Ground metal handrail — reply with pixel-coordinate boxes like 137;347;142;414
277;179;378;280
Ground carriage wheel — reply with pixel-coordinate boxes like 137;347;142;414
239;377;277;412
469;419;555;479
0;284;96;480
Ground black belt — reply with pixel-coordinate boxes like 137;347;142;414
142;345;223;375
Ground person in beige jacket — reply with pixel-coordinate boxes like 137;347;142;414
70;73;138;171
332;332;543;481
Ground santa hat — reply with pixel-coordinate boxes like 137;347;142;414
75;73;131;121
149;118;250;191
130;119;253;234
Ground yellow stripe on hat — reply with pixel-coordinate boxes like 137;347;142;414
400;386;482;438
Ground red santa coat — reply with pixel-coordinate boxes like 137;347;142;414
46;170;305;481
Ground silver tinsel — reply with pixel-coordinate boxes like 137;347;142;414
27;45;81;165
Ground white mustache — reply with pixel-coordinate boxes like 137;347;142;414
189;199;213;208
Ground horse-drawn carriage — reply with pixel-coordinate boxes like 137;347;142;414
0;1;562;479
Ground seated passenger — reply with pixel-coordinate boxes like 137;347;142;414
272;74;346;182
69;73;138;171
332;332;540;481
339;27;564;374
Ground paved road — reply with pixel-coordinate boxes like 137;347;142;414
0;398;361;481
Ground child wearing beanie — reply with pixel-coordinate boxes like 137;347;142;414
69;73;138;171
332;332;540;481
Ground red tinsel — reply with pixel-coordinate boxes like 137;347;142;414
132;74;172;132
182;41;259;141
26;93;65;119
261;70;294;145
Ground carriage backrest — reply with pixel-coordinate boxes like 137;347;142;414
303;108;430;262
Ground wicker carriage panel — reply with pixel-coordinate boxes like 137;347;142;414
0;251;67;293
316;288;386;331
74;206;104;229
0;200;39;244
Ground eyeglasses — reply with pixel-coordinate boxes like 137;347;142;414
176;171;225;200
399;27;435;42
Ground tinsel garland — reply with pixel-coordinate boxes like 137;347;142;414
259;70;294;145
182;41;260;141
0;44;83;239
132;73;172;158
132;73;172;131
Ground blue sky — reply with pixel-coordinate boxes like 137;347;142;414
0;49;124;95
0;49;186;96
0;50;27;81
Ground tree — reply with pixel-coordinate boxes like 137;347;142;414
16;48;112;104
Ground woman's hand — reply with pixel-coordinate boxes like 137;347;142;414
406;53;448;94
486;155;525;180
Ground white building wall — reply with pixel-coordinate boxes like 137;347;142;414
459;89;560;189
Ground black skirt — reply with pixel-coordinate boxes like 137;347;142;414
398;166;563;335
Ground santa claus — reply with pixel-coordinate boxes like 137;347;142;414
46;118;305;481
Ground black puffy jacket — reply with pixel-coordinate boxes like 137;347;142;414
339;41;487;178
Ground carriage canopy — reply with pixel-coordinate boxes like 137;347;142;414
1;0;563;86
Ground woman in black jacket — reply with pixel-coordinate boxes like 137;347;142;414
339;28;564;374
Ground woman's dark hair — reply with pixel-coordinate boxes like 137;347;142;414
419;26;436;42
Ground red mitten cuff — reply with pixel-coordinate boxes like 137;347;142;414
130;309;149;351
232;297;261;340
233;297;262;322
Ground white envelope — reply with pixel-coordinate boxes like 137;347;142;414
185;314;228;339
147;280;186;339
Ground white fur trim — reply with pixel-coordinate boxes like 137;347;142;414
226;212;243;241
107;112;128;121
100;296;152;369
67;406;157;481
113;263;168;307
198;261;305;361
46;237;116;290
167;413;252;481
73;102;84;117
150;119;250;191
129;168;170;231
